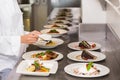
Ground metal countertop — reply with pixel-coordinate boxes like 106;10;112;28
7;24;120;80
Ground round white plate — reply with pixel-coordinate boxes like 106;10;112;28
64;63;110;78
67;51;106;62
41;29;68;37
22;50;63;61
34;38;64;49
54;17;72;21
48;20;70;25
44;24;68;29
68;42;101;51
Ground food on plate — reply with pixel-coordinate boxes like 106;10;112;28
73;62;100;75
55;17;67;20
27;60;50;72
81;50;97;60
65;23;72;26
54;20;64;24
31;50;58;60
79;40;96;49
55;17;73;22
48;29;59;33
56;14;73;18
57;12;72;17
76;50;97;60
51;24;64;28
46;40;56;46
59;9;71;12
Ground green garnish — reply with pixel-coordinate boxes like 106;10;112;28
36;52;45;57
49;29;59;33
86;62;93;71
34;61;40;69
46;50;52;53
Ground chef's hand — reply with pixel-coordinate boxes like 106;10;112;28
21;30;41;44
29;30;41;37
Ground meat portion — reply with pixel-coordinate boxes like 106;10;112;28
81;50;97;60
45;51;58;59
79;40;91;49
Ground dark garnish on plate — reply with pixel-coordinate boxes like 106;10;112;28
48;29;59;33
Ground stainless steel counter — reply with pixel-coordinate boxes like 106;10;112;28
7;24;120;80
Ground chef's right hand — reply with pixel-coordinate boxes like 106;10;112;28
21;31;41;44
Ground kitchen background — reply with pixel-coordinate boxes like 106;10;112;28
17;0;120;39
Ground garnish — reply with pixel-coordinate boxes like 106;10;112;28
48;29;59;33
36;52;45;57
31;50;58;60
86;62;93;71
34;60;40;70
52;24;61;28
46;50;52;53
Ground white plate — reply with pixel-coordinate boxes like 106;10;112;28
41;29;68;37
16;60;58;76
64;63;110;78
44;24;68;29
48;20;70;25
54;17;72;21
67;51;106;62
34;38;64;48
68;42;101;51
22;50;63;61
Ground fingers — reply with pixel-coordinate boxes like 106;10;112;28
27;37;38;43
30;30;41;37
21;30;41;44
21;34;39;44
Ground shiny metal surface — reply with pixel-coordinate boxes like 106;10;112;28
31;0;80;30
99;0;106;10
7;24;120;80
51;0;80;7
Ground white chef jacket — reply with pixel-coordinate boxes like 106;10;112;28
0;0;28;70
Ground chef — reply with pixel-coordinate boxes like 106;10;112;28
0;0;40;80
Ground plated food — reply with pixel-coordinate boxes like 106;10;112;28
67;50;106;62
44;24;68;29
40;29;68;37
16;60;58;76
34;38;64;48
31;50;58;60
68;41;101;50
79;40;96;49
59;8;72;12
53;17;72;21
56;9;73;18
48;20;70;25
80;50;97;60
22;50;63;61
27;60;50;72
56;13;73;18
64;63;110;78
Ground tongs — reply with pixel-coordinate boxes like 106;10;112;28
39;37;51;43
38;34;52;43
